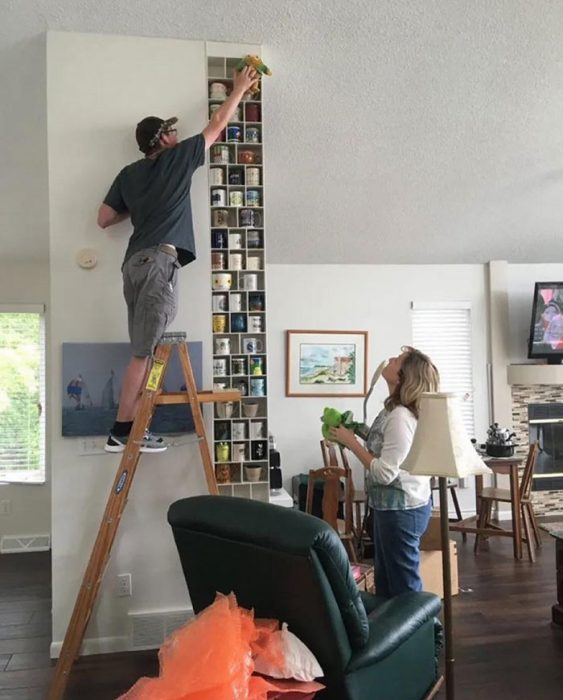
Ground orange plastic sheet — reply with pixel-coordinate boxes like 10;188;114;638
118;593;324;700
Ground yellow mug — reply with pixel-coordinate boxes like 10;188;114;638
213;314;227;333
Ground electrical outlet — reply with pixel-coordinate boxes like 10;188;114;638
0;499;11;516
79;439;106;456
117;573;132;597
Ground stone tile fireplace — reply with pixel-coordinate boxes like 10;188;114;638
512;384;563;516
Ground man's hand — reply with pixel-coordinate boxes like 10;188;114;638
232;65;258;97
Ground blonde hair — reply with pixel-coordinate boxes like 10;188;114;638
384;346;440;418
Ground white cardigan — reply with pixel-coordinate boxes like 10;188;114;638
367;405;431;510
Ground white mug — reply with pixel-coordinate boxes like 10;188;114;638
248;315;263;332
230;293;242;312
232;421;247;440
212;273;232;291
212;294;228;312
214;337;231;355
229;232;243;249
246;255;261;270
229;253;243;270
250;421;265;439
213;358;227;376
216;401;234;419
233;442;246;462
242;274;258;291
243;337;263;353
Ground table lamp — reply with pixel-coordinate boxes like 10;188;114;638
402;392;491;700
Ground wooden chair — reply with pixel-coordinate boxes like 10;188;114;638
474;441;541;561
320;439;368;547
306;465;358;562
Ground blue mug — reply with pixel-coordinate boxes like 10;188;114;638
250;377;266;397
230;314;247;333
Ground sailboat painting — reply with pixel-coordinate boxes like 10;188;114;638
62;342;203;436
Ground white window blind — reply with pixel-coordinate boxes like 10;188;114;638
411;302;475;439
0;307;46;483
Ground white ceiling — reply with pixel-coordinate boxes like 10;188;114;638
3;0;563;264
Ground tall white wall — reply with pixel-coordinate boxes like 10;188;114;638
266;264;489;515
0;261;50;538
46;31;255;653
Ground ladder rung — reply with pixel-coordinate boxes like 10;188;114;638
155;389;241;405
159;332;187;344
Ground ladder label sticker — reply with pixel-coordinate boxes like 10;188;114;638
115;470;128;495
146;359;165;391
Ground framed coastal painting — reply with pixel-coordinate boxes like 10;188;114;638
285;330;368;397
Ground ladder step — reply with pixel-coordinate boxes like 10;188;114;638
155;390;241;405
160;331;187;344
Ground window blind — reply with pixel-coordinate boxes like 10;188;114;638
0;309;46;483
411;302;475;439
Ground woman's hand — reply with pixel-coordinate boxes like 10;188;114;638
328;425;356;449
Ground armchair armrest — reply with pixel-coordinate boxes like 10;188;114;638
348;591;441;671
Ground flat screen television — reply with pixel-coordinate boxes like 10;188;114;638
528;282;563;364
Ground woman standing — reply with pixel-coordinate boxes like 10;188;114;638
330;346;439;598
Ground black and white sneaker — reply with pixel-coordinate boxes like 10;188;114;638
104;430;168;454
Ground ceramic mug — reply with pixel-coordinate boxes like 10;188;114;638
212;209;230;227
246;255;261;270
229;190;244;207
244;465;262;482
232;357;246;375
229;232;243;249
211;252;226;270
250;377;266;397
214;337;231;355
211;230;227;248
250;421;265;439
251;441;267;460
233;443;246;462
248;315;263;332
243;337;263;354
211;188;226;206
212;273;232;291
249;356;263;375
212;314;227;333
210;168;224;185
230;314;246;333
212;293;228;312
241;274;258;291
232;422;247;440
242;402;259;417
215;442;230;462
230;293;242;312
247;230;261;248
216;401;234;419
229;253;243;271
213;358;227;376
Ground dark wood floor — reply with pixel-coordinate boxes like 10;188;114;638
1;528;563;699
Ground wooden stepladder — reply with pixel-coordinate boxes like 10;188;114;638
48;332;239;700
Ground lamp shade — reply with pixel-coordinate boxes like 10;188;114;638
402;392;491;478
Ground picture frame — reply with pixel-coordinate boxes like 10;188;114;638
285;330;368;397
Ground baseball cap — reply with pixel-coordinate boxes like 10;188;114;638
135;116;178;153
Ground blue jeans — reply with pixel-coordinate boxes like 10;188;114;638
373;500;432;598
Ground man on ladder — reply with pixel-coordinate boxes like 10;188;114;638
97;65;258;453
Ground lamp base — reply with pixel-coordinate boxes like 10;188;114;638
439;476;455;700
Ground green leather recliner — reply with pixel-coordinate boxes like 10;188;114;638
168;496;442;700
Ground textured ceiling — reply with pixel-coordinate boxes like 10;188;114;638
3;0;563;263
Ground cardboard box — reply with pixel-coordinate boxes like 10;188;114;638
420;509;442;551
420;540;459;598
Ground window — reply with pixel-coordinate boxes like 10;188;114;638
0;306;46;483
411;301;475;439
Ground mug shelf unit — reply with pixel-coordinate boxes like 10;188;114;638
207;54;269;502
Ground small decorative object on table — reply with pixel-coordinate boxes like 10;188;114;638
485;423;517;457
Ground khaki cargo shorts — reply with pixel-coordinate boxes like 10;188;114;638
122;246;180;357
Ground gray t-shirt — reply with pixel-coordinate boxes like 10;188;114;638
103;134;205;267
